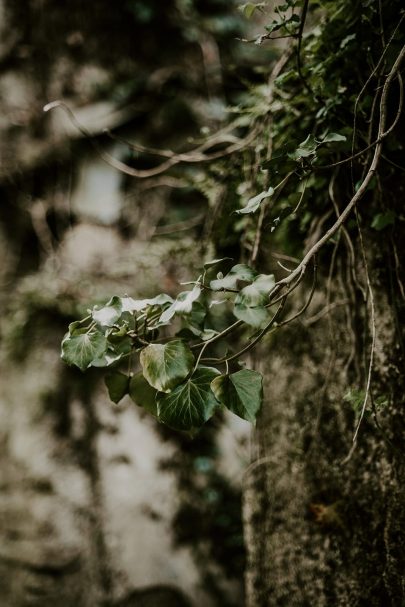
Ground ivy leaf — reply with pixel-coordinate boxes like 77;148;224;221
187;300;206;328
321;132;347;143
61;331;108;372
91;349;124;368
121;293;173;313
288;135;318;161
210;264;257;291
159;283;202;324
92;296;122;327
233;274;275;327
105;372;129;404
236;274;275;307
371;211;395;231
129;373;158;416
239;2;265;19
157;366;220;431
203;257;233;269
92;335;132;368
140;340;194;393
211;369;263;423
68;319;90;335
261;154;296;174
236;187;274;215
233;304;269;328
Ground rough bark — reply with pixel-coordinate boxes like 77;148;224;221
244;230;405;606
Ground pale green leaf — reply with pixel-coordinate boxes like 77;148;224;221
321;132;347;143
92;296;122;327
91;349;124;368
239;2;265;19
159;283;202;323
236;187;274;215
233;303;269;328
211;369;263;423
140;340;194;393
203;257;233;269
210;264;257;291
61;331;108;372
121;293;173;313
235;274;275;307
288;135;318;160
157;366;220;431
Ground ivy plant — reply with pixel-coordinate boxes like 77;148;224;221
58;0;404;447
61;259;273;432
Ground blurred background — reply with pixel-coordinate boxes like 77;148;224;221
0;1;270;605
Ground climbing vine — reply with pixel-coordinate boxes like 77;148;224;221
59;0;405;435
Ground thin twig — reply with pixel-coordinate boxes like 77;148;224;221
350;13;405;186
296;0;314;97
44;100;259;179
202;298;287;365
342;210;377;463
276;259;317;327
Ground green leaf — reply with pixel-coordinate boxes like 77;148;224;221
107;325;128;343
157;366;220;431
236;187;274;215
121;293;173;313
61;331;108;372
210;264;257;291
105;372;129;404
321;132;347;143
203;257;233;269
68;318;91;335
236;274;275;307
371;211;395;231
140;340;195;393
188;300;206;328
91;348;124;367
159;283;202;323
288;135;318;161
129;373;158;416
211;370;263;423
232;274;275;327
92;296;123;327
233;303;269;328
239;2;265;19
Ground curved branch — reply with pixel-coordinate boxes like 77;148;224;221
274;42;405;292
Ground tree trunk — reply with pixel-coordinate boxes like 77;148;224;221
244;227;405;606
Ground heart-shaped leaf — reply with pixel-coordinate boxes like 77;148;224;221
233;304;270;328
233;274;275;327
157;366;220;431
235;274;275;307
159;283;202;323
210;264;257;291
92;296;123;327
203;257;233;269
140;340;194;393
105;372;129;404
61;331;108;372
121;293;173;313
236;187;274;215
321;132;346;143
129;373;158;416
211;369;263;423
